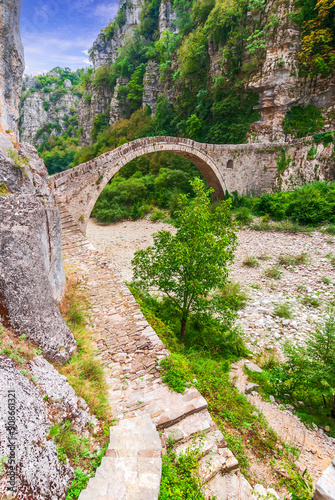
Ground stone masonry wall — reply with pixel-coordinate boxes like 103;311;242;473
50;136;334;235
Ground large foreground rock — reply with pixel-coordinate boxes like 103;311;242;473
0;356;74;499
0;140;76;363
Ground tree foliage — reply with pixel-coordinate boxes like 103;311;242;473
132;178;237;338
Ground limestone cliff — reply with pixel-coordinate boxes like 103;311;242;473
0;0;24;139
90;0;144;71
20;74;80;146
247;0;335;142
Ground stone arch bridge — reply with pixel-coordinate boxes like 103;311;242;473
49;136;295;234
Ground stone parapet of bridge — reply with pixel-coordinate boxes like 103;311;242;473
49;136;303;234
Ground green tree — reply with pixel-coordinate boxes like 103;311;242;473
132;178;237;338
277;308;335;418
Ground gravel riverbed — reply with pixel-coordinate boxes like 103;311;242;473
87;218;335;356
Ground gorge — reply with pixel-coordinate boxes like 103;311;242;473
1;0;335;499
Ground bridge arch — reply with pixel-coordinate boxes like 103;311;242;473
50;136;228;234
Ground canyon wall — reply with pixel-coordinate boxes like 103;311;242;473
0;0;76;363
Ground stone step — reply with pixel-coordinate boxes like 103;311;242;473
132;383;208;430
78;415;162;500
204;470;255;500
175;427;225;456
199;447;239;483
164;410;213;445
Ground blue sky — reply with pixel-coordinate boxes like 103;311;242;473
20;0;119;75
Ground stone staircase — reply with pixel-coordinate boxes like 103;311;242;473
79;415;162;500
59;213;271;500
57;201;94;254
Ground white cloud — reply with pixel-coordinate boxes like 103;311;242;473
93;3;118;20
82;49;90;56
83;58;93;65
22;30;96;75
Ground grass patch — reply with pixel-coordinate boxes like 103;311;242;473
250;283;261;290
325;224;335;235
243;256;259;268
216;281;249;310
301;295;321;308
277;253;309;267
131;286;314;497
264;266;282;280
258;254;272;261
59;273;111;423
159;448;205;500
273;303;292;319
326;252;335;268
0;182;10;196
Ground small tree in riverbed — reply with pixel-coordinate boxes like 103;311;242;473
131;178;237;339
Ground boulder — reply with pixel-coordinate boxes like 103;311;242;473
0;356;74;499
0;140;76;363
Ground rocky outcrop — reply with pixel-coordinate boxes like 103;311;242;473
0;0;24;140
78;82;113;146
90;0;144;71
0;139;76;363
159;0;177;36
28;356;96;433
20;90;78;145
247;0;335;142
0;354;96;499
110;77;129;126
142;61;163;115
314;459;335;500
0;356;74;499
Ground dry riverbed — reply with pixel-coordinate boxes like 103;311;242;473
87;217;335;356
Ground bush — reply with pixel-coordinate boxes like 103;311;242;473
268;310;335;433
282;105;325;138
273;302;292;319
250;182;335;226
234;207;253;224
243;256;259;267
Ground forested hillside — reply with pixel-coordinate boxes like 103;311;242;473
19;0;335;221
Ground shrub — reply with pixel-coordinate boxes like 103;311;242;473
282;105;325;138
159;448;205;500
234;207;253;224
264;266;282;280
273;310;335;430
273;302;292;319
216;281;249;310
